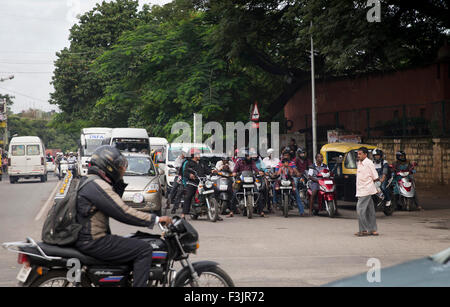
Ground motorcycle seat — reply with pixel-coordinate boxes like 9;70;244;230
24;242;122;266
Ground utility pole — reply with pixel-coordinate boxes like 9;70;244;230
310;21;317;162
0;75;14;152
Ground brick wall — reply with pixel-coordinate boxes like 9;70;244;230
365;138;450;186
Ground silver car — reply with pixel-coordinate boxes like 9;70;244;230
121;153;163;215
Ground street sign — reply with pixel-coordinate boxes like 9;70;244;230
251;102;260;122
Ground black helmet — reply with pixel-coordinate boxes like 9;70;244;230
396;151;406;162
372;148;383;163
89;145;128;185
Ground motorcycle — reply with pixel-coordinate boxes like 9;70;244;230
235;170;259;219
188;170;221;222
372;177;395;216
68;160;77;178
277;177;295;218
297;174;308;204
2;217;234;287
58;160;69;180
393;163;418;211
212;170;232;215
306;168;337;218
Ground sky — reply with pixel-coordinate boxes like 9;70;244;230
0;0;171;113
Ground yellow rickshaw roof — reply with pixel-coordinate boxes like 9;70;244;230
320;143;377;153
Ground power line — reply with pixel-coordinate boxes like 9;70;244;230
0;86;49;104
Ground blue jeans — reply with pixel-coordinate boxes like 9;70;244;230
381;180;391;201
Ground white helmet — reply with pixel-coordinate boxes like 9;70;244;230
267;148;275;156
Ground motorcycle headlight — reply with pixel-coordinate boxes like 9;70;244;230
146;183;160;194
243;177;254;183
281;180;291;187
205;181;213;189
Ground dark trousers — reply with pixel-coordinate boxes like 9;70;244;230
183;184;198;214
76;235;153;287
169;179;183;208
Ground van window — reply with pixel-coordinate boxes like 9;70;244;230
27;145;40;156
12;145;25;156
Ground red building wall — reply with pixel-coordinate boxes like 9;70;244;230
285;62;450;136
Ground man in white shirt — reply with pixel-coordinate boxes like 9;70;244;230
262;148;280;170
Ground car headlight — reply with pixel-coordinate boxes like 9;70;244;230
146;183;160;194
133;193;145;204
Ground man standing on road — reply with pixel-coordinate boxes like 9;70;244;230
355;147;380;237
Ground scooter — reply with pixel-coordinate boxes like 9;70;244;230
58;160;69;180
306;169;337;218
393;163;418;211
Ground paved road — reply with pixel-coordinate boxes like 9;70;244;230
1;174;449;287
0;173;61;286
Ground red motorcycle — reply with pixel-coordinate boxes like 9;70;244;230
306;169;337;218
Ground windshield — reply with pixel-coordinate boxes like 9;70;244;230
125;156;156;176
83;134;110;156
113;138;149;154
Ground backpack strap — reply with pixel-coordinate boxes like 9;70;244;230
77;175;100;192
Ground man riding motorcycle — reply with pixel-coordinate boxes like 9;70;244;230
230;149;265;217
67;152;78;177
307;153;330;216
273;152;307;216
181;148;213;219
372;149;392;208
295;148;311;177
75;145;172;287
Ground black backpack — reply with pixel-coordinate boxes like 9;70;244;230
42;176;98;246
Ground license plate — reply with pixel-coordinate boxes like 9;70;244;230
17;265;32;283
325;180;333;185
243;184;254;188
280;187;292;189
202;190;214;195
220;185;228;191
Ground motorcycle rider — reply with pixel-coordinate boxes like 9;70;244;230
273;152;307;216
231;149;265;217
307;153;329;216
181;148;213;219
392;151;422;210
215;155;235;173
67;152;78;177
75;145;172;287
372;149;392;207
167;151;187;214
295;148;311;177
262;148;280;170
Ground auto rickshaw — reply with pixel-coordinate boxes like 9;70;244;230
320;143;376;202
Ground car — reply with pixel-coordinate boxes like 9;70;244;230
45;157;56;172
121;153;163;215
324;247;450;287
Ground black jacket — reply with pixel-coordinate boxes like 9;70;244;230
76;168;157;244
182;159;211;185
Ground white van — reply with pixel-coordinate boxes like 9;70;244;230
8;136;48;183
158;143;212;196
110;128;150;153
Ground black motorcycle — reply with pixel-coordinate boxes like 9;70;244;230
235;171;260;219
212;171;233;215
2;217;234;287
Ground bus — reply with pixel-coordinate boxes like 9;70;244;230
78;128;112;176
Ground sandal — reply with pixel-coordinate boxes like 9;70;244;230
226;212;234;218
370;231;379;236
355;231;369;237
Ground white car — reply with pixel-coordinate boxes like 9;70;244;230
45;157;56;172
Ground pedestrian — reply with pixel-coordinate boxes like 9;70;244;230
355;147;380;237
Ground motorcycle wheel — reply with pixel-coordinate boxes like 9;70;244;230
29;270;90;287
207;197;219;222
383;203;395;216
246;195;253;219
283;193;289;218
174;265;235;287
406;197;416;211
191;214;198;220
325;200;336;218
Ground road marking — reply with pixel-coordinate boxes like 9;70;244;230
35;182;60;221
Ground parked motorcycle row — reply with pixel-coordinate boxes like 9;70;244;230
165;158;420;222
